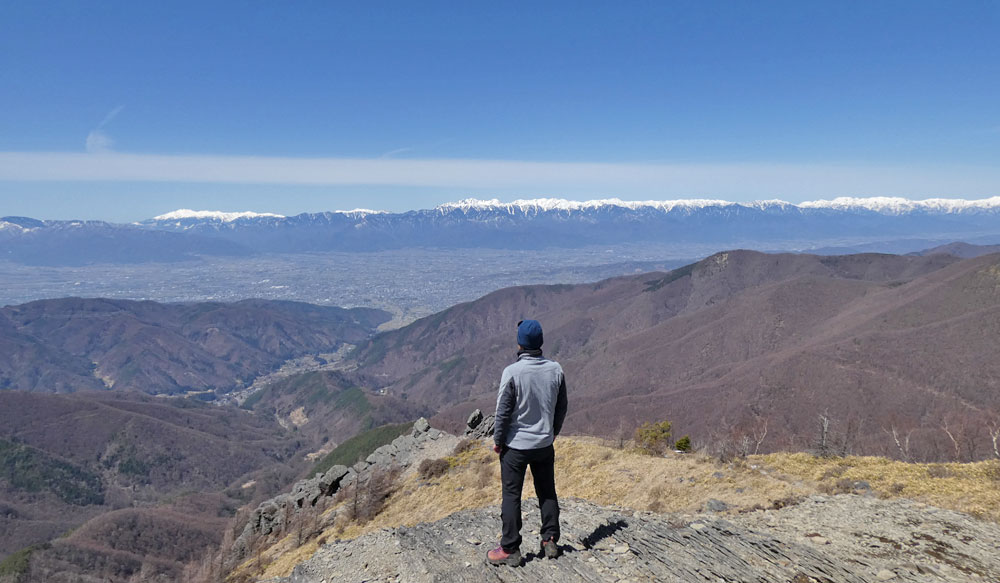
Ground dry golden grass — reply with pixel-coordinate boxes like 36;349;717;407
551;437;813;513
229;526;325;581
257;538;320;580
236;438;1000;579
758;452;1000;522
341;436;817;537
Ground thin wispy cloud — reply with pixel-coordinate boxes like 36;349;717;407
84;131;114;154
379;147;414;159
85;106;125;153
378;138;456;159
2;151;1000;200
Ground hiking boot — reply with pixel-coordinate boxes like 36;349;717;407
486;546;522;566
541;537;561;559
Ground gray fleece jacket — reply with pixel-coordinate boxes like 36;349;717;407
494;352;568;450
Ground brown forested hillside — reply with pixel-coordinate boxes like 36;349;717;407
0;391;306;578
351;251;1000;460
0;298;389;395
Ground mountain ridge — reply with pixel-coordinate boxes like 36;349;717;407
146;195;1000;221
4;196;1000;265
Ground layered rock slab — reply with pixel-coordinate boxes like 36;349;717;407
276;494;1000;583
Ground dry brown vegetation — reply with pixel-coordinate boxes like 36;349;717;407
761;452;1000;521
334;468;401;525
416;458;450;480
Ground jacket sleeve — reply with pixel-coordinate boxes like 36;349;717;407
553;373;568;437
494;373;516;447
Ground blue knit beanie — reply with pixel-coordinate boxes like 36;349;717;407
517;319;543;350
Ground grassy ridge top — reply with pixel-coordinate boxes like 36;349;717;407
353;438;1000;537
246;436;1000;580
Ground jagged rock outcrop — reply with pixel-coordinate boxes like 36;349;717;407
278;496;1000;582
232;417;451;559
464;408;495;440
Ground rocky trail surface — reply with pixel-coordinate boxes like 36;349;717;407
272;495;1000;583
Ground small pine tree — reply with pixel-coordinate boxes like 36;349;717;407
674;435;692;452
634;420;673;455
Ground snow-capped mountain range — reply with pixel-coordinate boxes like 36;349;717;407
434;196;1000;215
150;196;1000;224
3;197;1000;266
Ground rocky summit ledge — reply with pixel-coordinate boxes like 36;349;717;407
232;417;454;560
273;495;1000;583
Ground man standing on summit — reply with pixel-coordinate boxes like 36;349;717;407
487;319;568;567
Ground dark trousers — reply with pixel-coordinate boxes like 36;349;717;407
499;444;560;551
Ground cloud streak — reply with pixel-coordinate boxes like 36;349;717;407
84;131;114;154
2;151;1000;199
85;106;125;153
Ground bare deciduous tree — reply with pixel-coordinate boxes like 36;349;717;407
752;418;768;456
883;425;913;461
987;417;1000;460
942;416;981;462
942;420;961;461
816;412;832;457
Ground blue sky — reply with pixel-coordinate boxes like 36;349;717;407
1;1;998;221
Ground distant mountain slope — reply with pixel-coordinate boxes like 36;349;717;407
0;299;389;395
4;196;1000;264
349;250;1000;459
238;369;434;449
0;217;252;265
0;390;305;575
915;241;1000;258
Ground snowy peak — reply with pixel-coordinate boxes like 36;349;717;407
0;220;21;232
150;208;393;223
332;208;389;217
152;209;286;222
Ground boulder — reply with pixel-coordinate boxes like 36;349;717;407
467;409;483;430
319;465;350;496
464;412;496;439
373;443;398;457
393;434;417;451
366;451;394;466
